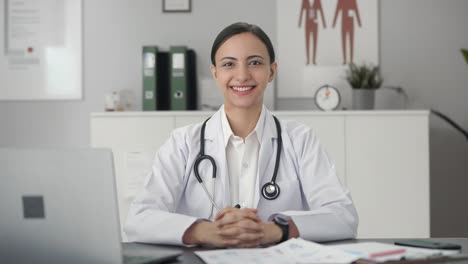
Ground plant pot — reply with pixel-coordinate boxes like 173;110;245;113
352;89;376;110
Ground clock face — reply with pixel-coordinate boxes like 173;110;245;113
314;85;341;111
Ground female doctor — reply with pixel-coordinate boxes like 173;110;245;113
124;22;358;248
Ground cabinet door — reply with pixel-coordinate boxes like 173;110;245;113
346;114;429;238
91;115;175;241
275;114;346;185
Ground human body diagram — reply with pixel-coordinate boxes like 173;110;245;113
298;0;363;65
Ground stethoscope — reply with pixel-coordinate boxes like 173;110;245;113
193;115;283;213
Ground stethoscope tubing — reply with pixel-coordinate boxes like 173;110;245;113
193;115;283;212
199;181;221;213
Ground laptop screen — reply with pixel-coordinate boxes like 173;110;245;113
0;148;123;264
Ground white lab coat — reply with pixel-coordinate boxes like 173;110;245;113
124;107;358;245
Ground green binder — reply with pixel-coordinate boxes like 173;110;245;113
169;46;188;110
142;46;158;111
169;46;197;110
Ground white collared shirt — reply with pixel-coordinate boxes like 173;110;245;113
221;106;265;208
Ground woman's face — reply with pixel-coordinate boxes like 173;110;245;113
210;33;277;111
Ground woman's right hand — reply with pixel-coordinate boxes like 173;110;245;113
182;221;241;248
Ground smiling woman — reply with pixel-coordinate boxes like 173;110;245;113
124;22;358;248
210;34;277;136
209;23;277;137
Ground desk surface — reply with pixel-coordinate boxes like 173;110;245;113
123;238;468;264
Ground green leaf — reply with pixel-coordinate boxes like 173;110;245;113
462;49;468;64
345;63;383;89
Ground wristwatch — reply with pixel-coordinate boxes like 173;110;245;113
273;217;289;243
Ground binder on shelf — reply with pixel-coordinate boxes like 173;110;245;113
169;46;197;110
142;46;158;111
142;46;169;111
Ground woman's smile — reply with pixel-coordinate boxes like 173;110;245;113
230;84;256;95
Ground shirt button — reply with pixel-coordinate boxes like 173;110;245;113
242;162;249;168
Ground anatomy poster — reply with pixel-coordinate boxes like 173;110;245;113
277;0;378;98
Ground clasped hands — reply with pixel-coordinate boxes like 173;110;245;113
183;207;283;248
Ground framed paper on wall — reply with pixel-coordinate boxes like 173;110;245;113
276;0;379;100
163;0;191;13
0;0;82;100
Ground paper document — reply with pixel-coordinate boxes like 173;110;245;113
331;242;407;262
124;149;153;199
331;242;461;263
195;238;360;264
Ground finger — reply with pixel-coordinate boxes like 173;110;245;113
218;233;262;248
215;207;258;221
238;209;261;222
216;210;262;227
238;221;264;233
215;207;242;221
218;222;263;239
236;231;264;243
215;213;242;227
220;219;263;233
217;226;242;239
221;238;240;248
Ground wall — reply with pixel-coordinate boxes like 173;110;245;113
1;0;468;236
0;0;276;147
279;0;468;236
380;0;468;237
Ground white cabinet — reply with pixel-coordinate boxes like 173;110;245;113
345;113;430;238
90;110;429;240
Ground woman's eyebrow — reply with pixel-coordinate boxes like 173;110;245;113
220;56;237;61
220;55;265;61
247;55;265;60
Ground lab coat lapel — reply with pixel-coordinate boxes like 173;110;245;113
204;109;231;208
255;111;277;208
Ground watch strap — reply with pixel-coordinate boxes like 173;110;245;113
273;218;289;243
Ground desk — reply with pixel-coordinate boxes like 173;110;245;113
123;238;468;264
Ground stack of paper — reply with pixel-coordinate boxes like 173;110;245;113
195;240;461;264
195;238;360;264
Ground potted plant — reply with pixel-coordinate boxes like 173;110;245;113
345;63;383;110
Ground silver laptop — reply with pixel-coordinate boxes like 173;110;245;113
0;148;182;264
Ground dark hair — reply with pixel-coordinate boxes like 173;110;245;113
211;22;275;66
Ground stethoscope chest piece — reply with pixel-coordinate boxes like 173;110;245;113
262;182;280;200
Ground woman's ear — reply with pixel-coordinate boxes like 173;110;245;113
268;62;278;82
210;64;217;79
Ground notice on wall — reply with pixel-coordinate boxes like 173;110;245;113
1;0;82;100
124;149;154;200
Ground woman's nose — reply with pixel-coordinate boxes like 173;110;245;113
235;65;251;82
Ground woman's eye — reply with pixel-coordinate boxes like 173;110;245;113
249;60;263;66
222;62;234;67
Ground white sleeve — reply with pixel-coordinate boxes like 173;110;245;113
124;129;198;246
270;126;359;242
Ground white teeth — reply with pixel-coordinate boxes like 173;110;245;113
232;86;253;92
